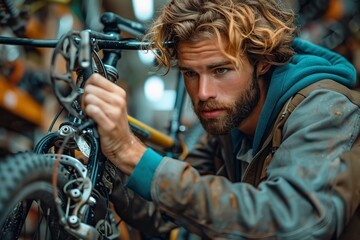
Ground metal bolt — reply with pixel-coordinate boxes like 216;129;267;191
69;189;81;200
68;215;80;228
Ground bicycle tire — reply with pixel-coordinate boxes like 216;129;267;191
0;152;73;240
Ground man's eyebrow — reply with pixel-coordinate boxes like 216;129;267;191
207;61;232;69
178;61;232;71
178;66;191;71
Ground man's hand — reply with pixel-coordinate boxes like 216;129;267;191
82;73;147;175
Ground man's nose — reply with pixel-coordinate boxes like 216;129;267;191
198;75;216;101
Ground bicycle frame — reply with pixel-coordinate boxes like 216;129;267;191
0;9;189;239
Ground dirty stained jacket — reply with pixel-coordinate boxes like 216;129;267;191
111;85;360;239
110;39;360;238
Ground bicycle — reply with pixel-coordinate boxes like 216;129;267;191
0;6;203;240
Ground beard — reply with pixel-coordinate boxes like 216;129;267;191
193;74;260;135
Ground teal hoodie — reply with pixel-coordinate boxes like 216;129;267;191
252;37;357;153
126;37;357;201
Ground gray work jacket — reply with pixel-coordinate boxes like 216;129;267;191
110;80;360;239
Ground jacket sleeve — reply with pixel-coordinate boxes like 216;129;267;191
146;89;360;239
109;165;177;237
109;130;220;236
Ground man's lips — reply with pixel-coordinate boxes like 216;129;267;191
200;109;224;119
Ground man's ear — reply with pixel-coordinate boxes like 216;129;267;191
257;62;271;76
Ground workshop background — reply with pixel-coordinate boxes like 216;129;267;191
1;0;360;157
0;0;360;239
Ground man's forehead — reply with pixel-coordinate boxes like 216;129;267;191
177;37;227;51
177;39;227;61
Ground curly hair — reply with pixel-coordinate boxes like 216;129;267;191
145;0;296;72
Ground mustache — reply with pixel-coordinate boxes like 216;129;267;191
197;100;229;111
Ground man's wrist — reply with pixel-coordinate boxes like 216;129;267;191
113;138;147;175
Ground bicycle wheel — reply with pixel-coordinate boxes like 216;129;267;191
0;152;73;240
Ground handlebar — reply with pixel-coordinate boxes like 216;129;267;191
0;9;180;153
0;4;189;239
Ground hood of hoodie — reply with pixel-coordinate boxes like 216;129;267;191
251;37;357;153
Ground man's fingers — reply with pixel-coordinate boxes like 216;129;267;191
84;84;115;104
84;84;125;108
84;91;125;119
82;73;129;134
84;93;109;114
87;73;125;94
84;104;113;130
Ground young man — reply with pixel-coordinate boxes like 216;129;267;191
82;0;360;238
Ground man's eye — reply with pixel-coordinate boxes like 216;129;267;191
183;71;197;78
215;68;228;74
